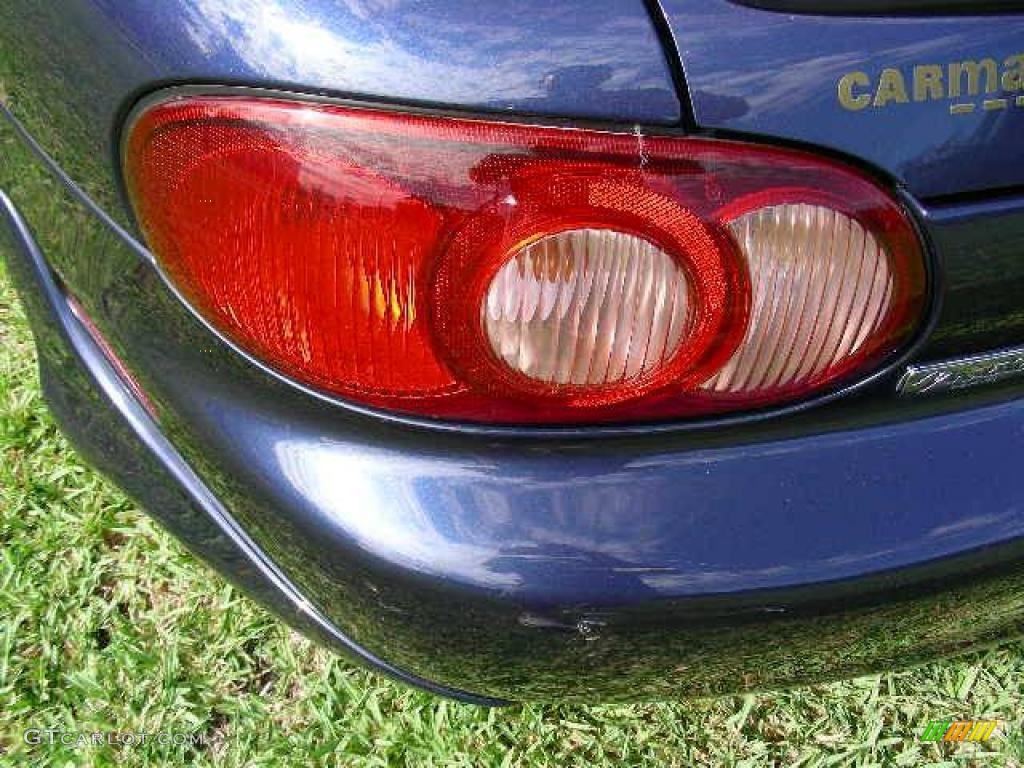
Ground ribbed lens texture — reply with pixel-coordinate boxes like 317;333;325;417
130;122;455;397
704;204;895;393
483;230;692;386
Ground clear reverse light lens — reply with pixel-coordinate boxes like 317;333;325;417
705;203;895;394
483;229;692;387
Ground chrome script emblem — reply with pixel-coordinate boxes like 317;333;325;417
899;346;1024;395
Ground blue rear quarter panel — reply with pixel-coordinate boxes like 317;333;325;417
664;0;1024;198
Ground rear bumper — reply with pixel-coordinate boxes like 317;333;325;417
3;127;1024;702
0;190;509;705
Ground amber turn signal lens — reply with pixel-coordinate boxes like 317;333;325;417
124;96;926;425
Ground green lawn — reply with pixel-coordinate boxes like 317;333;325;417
0;261;1022;766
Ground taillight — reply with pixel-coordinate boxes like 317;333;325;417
123;96;927;425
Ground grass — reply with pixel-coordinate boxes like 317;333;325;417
1;259;1023;767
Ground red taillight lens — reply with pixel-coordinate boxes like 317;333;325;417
124;96;926;425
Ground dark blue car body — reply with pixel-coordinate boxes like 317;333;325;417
1;0;1023;702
